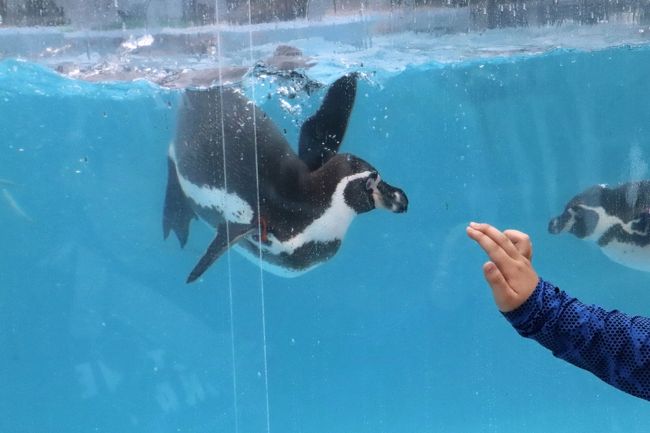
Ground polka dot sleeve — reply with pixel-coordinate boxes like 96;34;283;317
503;278;650;401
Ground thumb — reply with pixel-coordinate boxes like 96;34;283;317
482;261;516;311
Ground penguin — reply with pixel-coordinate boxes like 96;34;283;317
252;45;322;97
163;74;408;283
549;181;650;271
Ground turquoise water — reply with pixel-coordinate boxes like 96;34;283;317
2;44;650;432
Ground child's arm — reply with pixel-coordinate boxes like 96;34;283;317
467;222;650;401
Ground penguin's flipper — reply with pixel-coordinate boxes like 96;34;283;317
186;223;256;283
298;73;358;171
163;156;197;247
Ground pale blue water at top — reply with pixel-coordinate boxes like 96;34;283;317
2;34;650;432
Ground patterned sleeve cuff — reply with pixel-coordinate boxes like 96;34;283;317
502;278;557;330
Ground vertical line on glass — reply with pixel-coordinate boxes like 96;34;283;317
247;2;272;433
214;2;240;432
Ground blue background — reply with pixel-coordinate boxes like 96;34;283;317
2;45;650;432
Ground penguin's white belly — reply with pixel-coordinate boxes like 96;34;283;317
233;245;314;277
601;241;650;272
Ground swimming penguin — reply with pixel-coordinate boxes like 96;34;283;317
163;74;408;283
252;45;322;97
549;181;650;271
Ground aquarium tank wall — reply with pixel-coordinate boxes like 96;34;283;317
2;0;650;431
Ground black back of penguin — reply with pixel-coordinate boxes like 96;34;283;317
174;86;344;231
599;181;650;223
174;87;299;208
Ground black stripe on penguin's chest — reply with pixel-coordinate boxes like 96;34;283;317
598;223;650;248
242;238;342;270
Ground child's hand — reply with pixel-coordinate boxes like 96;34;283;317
466;222;539;312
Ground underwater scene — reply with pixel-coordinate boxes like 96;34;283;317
3;20;650;432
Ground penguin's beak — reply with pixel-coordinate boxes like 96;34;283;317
548;210;571;234
548;217;562;234
373;180;408;213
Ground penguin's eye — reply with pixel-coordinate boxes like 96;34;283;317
571;202;587;212
366;172;379;191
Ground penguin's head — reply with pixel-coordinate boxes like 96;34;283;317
549;184;605;239
339;155;408;215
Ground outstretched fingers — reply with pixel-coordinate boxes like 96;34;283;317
466;224;517;271
469;222;522;259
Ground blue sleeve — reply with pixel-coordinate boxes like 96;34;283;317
503;278;650;401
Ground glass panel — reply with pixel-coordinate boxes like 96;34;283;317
2;0;650;431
